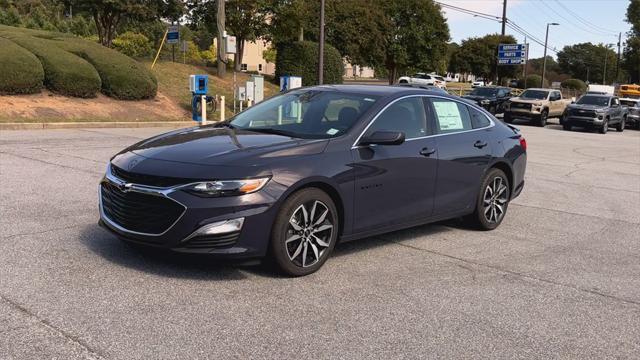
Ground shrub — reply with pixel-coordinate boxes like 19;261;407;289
0;37;44;94
517;74;547;89
561;78;587;92
276;41;343;86
59;38;157;100
112;31;152;58
2;31;101;97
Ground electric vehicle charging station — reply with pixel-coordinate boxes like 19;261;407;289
189;74;215;124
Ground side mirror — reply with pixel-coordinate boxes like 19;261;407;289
359;130;405;146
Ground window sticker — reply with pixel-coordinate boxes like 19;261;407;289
326;128;339;135
433;101;464;130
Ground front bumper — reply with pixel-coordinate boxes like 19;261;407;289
505;109;541;118
98;167;280;258
563;115;604;127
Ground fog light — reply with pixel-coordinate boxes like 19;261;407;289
183;218;244;242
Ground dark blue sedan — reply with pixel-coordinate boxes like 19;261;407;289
99;85;527;276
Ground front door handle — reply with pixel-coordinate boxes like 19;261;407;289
474;140;488;149
419;147;436;157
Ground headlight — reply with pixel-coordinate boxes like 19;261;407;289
183;177;270;197
480;99;490;105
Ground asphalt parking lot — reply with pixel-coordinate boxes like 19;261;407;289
1;120;639;359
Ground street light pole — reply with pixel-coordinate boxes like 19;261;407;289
541;22;559;88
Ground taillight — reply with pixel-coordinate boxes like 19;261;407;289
519;136;527;151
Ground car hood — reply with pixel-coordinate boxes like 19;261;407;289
510;97;545;104
463;95;495;101
118;126;329;167
568;104;606;110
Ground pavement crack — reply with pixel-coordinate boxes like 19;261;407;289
0;151;103;176
510;203;640;225
35;147;104;165
383;238;640;307
2;223;86;240
0;294;106;360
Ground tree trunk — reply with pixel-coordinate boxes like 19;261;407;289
217;0;226;77
387;65;397;85
298;26;304;42
235;39;245;71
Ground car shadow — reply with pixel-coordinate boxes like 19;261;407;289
81;220;460;280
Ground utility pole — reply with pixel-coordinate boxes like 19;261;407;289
318;0;325;85
542;23;559;88
603;43;614;85
501;0;507;35
217;0;226;78
616;32;621;83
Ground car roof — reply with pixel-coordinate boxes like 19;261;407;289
312;84;455;98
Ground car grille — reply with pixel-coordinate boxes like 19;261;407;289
100;181;185;235
511;102;531;110
570;109;596;117
111;165;193;188
181;232;240;249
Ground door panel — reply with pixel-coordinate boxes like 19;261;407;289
351;96;437;233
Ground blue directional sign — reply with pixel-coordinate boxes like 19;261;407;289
498;43;526;66
167;25;180;44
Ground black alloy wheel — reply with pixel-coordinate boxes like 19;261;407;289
465;168;510;230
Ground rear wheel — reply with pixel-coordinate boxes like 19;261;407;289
464;168;510;230
269;188;338;276
616;117;625;132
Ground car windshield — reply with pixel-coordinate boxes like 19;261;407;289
469;88;498;96
229;90;379;139
520;90;549;100
577;96;610;106
620;100;638;107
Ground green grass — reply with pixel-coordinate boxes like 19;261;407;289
0;37;44;94
0;25;156;99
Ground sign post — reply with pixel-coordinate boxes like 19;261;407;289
498;44;527;65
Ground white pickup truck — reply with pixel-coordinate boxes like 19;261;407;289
503;88;572;127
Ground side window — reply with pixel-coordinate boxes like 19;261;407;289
497;89;508;97
430;99;473;134
612;97;620;106
367;97;427;139
469;107;491;129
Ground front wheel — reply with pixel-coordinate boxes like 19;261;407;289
599;119;609;134
464;168;510;230
616;117;625;132
269;188;338;276
535;110;548;127
503;113;513;124
563;123;572;131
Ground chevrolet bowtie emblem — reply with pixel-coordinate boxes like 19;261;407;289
118;183;134;192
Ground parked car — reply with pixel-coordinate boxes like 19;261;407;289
472;78;487;87
503;88;571;126
396;83;448;94
619;98;640;129
98;85;527;276
462;86;512;114
397;73;446;88
508;79;519;88
561;94;628;133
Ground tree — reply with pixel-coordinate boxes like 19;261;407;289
623;0;640;83
557;43;617;84
449;34;520;82
226;0;268;71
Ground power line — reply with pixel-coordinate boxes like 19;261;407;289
552;0;619;36
539;0;616;37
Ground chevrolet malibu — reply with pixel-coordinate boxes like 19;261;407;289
99;85;527;276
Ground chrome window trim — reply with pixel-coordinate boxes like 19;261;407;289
99;166;187;237
351;94;495;149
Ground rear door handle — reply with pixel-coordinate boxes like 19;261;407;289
474;141;488;149
419;147;436;157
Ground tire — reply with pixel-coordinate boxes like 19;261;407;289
636;121;640;130
616;117;625;132
503;113;513;124
599;118;609;134
535;109;548;127
464;168;510;231
488;105;497;115
268;188;339;276
563;123;572;131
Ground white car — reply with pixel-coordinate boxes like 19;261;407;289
472;79;487;87
397;73;446;89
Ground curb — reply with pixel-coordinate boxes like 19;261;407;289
0;121;196;130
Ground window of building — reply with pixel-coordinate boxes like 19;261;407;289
240;63;248;71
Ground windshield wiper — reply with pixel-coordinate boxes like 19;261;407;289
246;127;301;138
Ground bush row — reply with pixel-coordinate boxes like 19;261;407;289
276;41;343;86
0;25;157;99
0;37;44;94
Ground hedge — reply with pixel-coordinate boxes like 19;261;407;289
0;37;44;94
3;32;101;98
276;41;343;86
0;25;157;100
561;78;587;92
58;38;157;100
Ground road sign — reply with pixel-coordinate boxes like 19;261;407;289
167;25;180;44
498;43;526;66
225;35;237;54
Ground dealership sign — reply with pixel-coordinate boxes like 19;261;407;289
498;44;526;65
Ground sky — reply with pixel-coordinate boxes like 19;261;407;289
440;0;632;59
